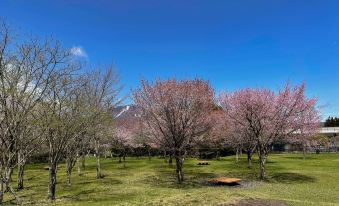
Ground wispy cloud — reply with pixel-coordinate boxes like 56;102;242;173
70;46;87;58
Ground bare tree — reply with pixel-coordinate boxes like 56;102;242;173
83;68;123;179
38;65;80;200
16;123;42;190
133;78;215;183
0;20;76;203
63;79;91;186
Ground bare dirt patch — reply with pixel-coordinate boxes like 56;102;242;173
219;198;288;206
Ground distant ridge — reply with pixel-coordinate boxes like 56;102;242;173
112;105;141;121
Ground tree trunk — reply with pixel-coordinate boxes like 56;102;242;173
0;170;18;204
81;154;86;169
235;147;239;163
66;158;72;186
303;143;307;160
148;149;151;161
257;146;268;180
216;151;220;160
119;156;122;163
17;162;25;191
247;150;252;168
6;182;21;205
5;167;13;192
6;168;13;183
259;155;266;179
47;163;57;200
17;150;26;190
77;158;81;176
0;175;4;205
175;156;184;183
123;154;126;168
95;139;102;179
77;153;82;176
169;154;173;166
96;154;101;179
164;150;167;163
182;150;187;163
9;184;21;204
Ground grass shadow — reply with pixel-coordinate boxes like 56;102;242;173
76;178;123;186
61;189;96;201
269;172;316;184
282;156;318;160
140;171;219;189
225;198;288;206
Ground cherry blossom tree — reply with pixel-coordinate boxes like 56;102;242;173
225;125;255;166
219;83;319;179
111;119;136;167
287;107;321;159
133;78;215;183
196;106;227;160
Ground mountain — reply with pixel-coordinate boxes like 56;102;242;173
112;105;141;121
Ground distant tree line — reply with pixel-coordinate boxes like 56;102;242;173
324;116;339;127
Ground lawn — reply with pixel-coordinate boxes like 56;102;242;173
3;153;339;205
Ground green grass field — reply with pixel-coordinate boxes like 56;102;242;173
3;153;339;205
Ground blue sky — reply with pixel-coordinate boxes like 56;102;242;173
1;0;339;118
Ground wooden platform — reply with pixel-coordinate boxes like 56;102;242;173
197;161;210;165
209;177;241;185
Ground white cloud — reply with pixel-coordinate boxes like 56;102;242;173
70;46;87;58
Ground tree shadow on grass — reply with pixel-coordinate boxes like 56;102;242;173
61;189;96;201
2;199;16;205
140;171;219;189
265;160;278;164
75;178;123;186
269;172;316;184
141;170;259;190
282;156;318;160
61;188;138;203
